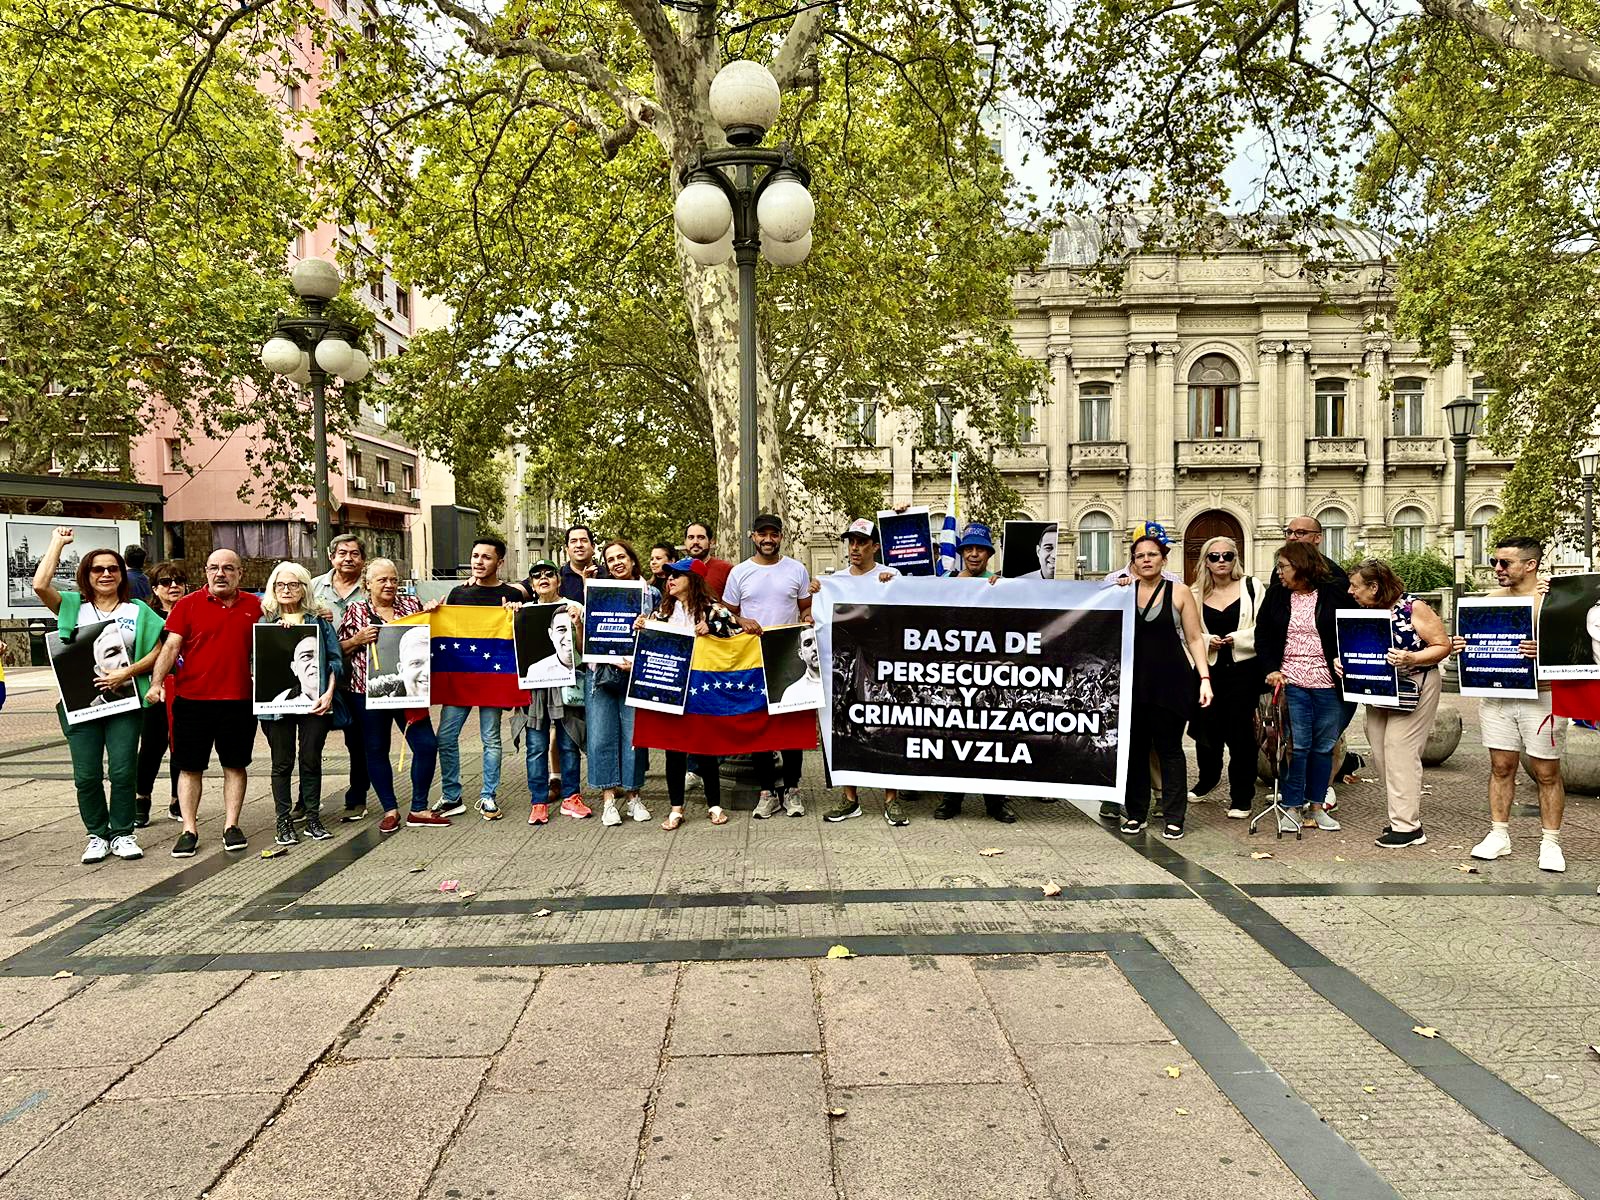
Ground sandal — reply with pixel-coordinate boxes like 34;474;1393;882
708;806;728;825
662;809;685;831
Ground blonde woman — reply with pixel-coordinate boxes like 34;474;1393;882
258;561;344;845
1189;536;1264;819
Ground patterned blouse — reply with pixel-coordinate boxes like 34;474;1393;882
1282;590;1334;689
337;595;424;695
1390;594;1433;678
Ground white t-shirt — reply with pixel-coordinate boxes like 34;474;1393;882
723;557;811;627
84;600;139;654
832;563;900;577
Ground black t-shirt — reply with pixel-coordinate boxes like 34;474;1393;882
445;582;525;606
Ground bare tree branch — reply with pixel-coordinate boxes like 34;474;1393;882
772;7;826;89
1424;0;1600;86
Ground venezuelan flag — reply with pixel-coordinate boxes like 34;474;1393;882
633;632;816;755
429;605;530;709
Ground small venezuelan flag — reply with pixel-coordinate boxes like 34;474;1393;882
429;605;530;709
634;633;816;755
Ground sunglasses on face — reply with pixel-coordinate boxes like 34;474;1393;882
155;577;185;587
1206;552;1236;563
1489;557;1521;569
88;564;121;574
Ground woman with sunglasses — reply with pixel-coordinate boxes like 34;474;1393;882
33;527;166;863
134;562;188;826
1189;537;1263;820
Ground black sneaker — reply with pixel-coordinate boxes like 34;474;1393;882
304;816;333;841
222;825;247;853
1162;823;1185;841
933;796;962;820
172;830;199;858
1376;827;1427;848
134;796;151;828
1119;818;1146;835
168;800;182;821
1099;802;1123;822
433;799;467;818
290;802;307;824
340;804;368;824
274;816;298;846
985;799;1017;824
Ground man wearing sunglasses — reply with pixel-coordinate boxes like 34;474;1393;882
1265;517;1348;598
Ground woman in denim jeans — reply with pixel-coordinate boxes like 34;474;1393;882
1255;541;1352;833
521;559;586;826
587;541;659;827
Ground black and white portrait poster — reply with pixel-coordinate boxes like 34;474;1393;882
626;621;695;715
1536;573;1600;680
814;576;1134;801
253;624;322;716
3;516;140;619
1336;611;1400;707
762;623;822;714
1001;521;1059;580
515;603;578;689
583;579;644;665
367;617;432;710
47;619;140;725
1457;597;1539;699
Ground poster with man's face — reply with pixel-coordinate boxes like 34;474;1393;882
367;621;432;709
762;623;823;714
515;603;578;689
1001;521;1059;579
48;618;141;725
253;624;322;716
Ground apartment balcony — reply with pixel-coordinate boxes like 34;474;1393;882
1384;435;1446;475
1068;441;1130;481
836;445;891;473
1176;438;1261;476
993;442;1049;480
1468;438;1515;473
1305;437;1368;475
913;447;959;475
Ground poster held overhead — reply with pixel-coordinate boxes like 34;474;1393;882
253;624;322;717
1336;611;1400;707
366;614;432;710
875;508;935;576
1001;521;1059;579
1457;598;1539;699
626;622;695;715
3;516;141;620
761;624;822;713
514;603;579;689
1536;573;1600;680
47;619;141;726
583;579;644;665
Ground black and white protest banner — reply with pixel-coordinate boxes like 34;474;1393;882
814;576;1133;801
367;616;431;710
47;619;140;725
583;579;644;665
253;624;322;717
1001;521;1059;580
626;621;695;715
515;602;579;689
1457;597;1538;699
1536;573;1600;680
1336;611;1399;707
761;624;822;714
875;507;935;576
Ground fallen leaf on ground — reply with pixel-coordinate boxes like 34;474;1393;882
1362;1086;1376;1094
978;847;1004;857
1251;852;1274;860
1175;1107;1190;1116
826;944;857;959
408;864;426;874
1451;865;1480;874
1165;1066;1182;1078
260;847;286;859
1359;1114;1370;1121
533;908;552;918
828;1108;847;1119
459;890;477;900
1413;1026;1439;1039
1042;881;1062;897
50;970;71;981
267;973;282;981
439;880;460;893
1334;856;1347;862
1588;1044;1600;1058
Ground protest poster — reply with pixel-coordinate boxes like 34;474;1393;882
583;579;644;665
1536;573;1600;680
3;516;141;620
514;602;579;689
1457;597;1538;699
366;616;431;710
47;619;141;726
626;621;695;715
814;576;1133;801
875;508;935;576
1336;611;1400;707
253;624;321;716
1001;521;1059;579
761;624;822;714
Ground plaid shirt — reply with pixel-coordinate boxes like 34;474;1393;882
338;595;423;695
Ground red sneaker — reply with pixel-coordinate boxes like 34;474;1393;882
560;794;592;819
405;810;451;828
378;811;401;834
529;803;550;826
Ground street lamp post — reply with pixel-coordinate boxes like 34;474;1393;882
1576;445;1600;570
1443;393;1479;617
259;258;371;559
673;60;815;543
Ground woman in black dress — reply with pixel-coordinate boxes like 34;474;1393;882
1188;536;1263;819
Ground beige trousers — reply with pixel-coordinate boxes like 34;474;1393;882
1363;669;1442;833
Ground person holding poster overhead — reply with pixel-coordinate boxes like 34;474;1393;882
587;541;659;828
338;559;445;835
33;528;165;864
1347;560;1451;848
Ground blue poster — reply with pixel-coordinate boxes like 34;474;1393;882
876;509;935;576
626;621;695;714
583;579;644;665
1336;612;1399;707
1458;598;1538;699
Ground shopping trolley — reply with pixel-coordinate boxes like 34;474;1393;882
1250;682;1301;840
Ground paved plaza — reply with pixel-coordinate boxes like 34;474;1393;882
1;672;1599;1198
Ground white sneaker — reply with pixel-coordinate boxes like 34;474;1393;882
1277;810;1301;834
1310;807;1341;831
1539;840;1566;873
752;790;781;819
109;835;143;861
1471;828;1512;860
601;800;622;827
81;836;110;864
1324;786;1338;811
781;790;804;817
625;796;651;823
685;771;704;793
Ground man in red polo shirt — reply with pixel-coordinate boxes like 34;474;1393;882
146;548;263;858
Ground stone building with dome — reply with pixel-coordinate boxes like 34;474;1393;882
810;217;1511;582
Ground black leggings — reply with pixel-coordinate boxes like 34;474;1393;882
1194;706;1258;807
135;698;177;799
1125;705;1189;825
666;751;720;809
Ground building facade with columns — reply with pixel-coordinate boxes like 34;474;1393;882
810;219;1510;582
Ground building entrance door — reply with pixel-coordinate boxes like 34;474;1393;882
1183;511;1245;583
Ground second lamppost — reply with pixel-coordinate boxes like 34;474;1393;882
1576;445;1600;570
672;60;815;543
1443;393;1479;615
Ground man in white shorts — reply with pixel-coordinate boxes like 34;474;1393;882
1451;536;1566;873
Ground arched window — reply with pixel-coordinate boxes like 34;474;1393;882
1317;509;1348;560
1393;505;1426;554
1187;354;1240;439
1079;511;1114;575
1314;378;1347;438
1392;377;1426;436
1471;504;1500;566
1079;382;1113;442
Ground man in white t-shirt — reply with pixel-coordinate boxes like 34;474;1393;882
722;513;813;818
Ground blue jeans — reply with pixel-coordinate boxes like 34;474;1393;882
356;693;438;813
1283;684;1344;809
438;705;504;803
585;671;641;792
526;711;581;800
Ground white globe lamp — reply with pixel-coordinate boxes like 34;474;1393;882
288;353;312;386
761;230;812;267
674;180;734;244
314;337;355;377
290;257;341;301
683;228;734;267
709;61;781;145
757;175;815;244
343;348;371;383
260;336;303;375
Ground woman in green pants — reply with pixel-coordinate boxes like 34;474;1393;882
33;527;165;864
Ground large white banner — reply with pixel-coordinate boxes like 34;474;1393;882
814;576;1134;801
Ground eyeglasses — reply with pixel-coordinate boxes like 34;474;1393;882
1489;557;1521;569
1206;552;1236;563
88;564;121;574
274;581;305;590
1283;526;1317;538
207;566;239;575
